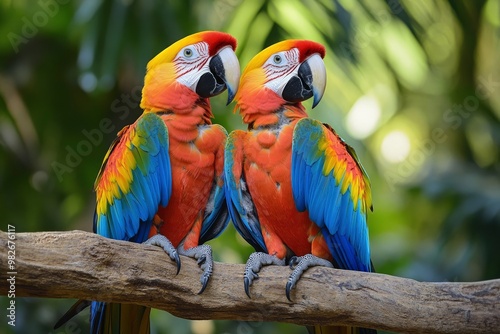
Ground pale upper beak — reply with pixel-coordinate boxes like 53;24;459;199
195;46;240;105
281;53;326;108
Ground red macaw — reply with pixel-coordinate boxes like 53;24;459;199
224;40;376;334
56;31;240;334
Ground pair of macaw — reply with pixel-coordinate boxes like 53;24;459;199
56;31;375;334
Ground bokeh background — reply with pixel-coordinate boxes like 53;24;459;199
1;0;499;333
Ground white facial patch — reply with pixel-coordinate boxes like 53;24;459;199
263;48;300;95
174;41;211;90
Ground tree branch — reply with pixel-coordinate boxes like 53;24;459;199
1;231;498;333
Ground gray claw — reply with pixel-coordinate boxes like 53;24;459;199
143;235;181;274
198;271;210;294
243;252;286;298
285;281;294;302
244;277;251;298
178;244;213;294
286;254;334;302
288;256;300;269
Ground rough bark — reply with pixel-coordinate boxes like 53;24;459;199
0;231;499;333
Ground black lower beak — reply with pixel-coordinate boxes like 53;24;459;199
195;54;227;98
281;61;314;103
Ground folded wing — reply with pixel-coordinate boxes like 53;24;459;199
291;118;373;271
94;112;172;243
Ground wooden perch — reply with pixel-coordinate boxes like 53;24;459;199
0;231;499;333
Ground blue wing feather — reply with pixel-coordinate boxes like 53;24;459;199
292;118;372;272
94;112;172;243
292;153;305;211
197;125;230;244
224;131;267;253
199;172;230;244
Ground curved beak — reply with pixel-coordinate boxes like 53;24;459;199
281;53;326;108
195;46;240;105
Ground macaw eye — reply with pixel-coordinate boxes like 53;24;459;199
273;55;282;64
183;48;194;58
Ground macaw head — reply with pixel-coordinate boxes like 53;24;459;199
235;40;326;120
140;31;240;112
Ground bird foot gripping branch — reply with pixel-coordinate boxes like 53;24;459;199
243;252;286;298
143;234;181;274
177;244;214;294
286;254;334;301
145;235;214;294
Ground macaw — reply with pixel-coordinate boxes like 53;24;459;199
55;31;240;334
224;40;376;334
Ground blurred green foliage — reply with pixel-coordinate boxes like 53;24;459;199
1;0;499;333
